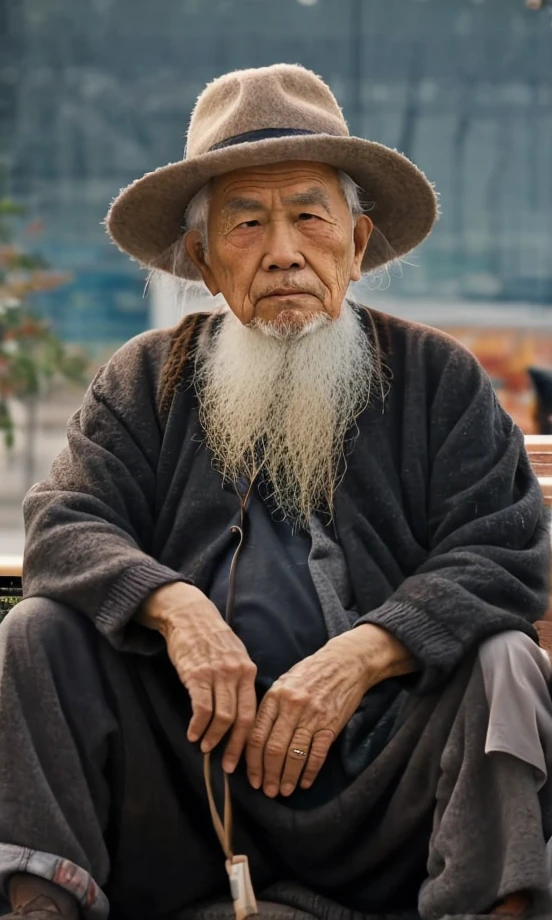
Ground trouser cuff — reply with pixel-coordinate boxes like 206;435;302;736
0;844;109;920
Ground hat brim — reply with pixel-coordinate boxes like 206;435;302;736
106;134;438;280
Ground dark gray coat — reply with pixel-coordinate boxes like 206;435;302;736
22;305;551;695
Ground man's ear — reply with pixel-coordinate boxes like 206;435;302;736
349;215;373;283
184;231;220;295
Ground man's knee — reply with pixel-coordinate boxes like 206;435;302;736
0;598;93;670
478;629;551;687
480;628;541;660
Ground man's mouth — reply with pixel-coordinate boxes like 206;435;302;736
263;289;311;298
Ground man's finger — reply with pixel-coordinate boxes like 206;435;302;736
222;677;258;773
187;682;214;742
260;715;299;796
200;678;237;752
298;729;334;790
278;727;313;796
246;694;279;789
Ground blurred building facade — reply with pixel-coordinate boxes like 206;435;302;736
0;0;552;550
0;0;551;348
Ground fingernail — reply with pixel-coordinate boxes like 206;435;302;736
223;758;236;773
264;784;278;798
249;776;261;789
200;740;211;753
281;784;294;796
188;733;198;743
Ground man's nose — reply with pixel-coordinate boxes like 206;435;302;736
261;222;306;272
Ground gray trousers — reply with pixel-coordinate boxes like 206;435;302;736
1;599;552;920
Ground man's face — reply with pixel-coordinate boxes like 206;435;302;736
185;161;372;333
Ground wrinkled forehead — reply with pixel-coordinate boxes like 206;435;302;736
211;160;343;209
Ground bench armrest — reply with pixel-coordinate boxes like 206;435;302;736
0;556;23;578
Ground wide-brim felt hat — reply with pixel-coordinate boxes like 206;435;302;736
106;63;438;281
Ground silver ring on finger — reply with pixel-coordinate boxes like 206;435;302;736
291;747;308;758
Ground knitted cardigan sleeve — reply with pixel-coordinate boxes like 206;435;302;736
355;340;551;693
22;329;185;653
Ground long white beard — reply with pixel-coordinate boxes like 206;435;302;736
194;301;381;528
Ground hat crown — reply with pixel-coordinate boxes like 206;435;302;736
186;64;349;159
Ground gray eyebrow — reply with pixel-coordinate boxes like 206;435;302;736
282;187;333;213
221;197;266;216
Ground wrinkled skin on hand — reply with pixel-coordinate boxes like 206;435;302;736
245;624;415;798
140;585;414;796
139;582;258;771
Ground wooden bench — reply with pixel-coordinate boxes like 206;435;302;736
525;435;552;501
1;436;552;635
525;436;552;651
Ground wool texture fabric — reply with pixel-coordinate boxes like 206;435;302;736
1;600;551;920
22;305;551;698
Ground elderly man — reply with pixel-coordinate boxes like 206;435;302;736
1;64;551;920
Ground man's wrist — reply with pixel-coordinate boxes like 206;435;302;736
353;622;418;683
137;581;197;636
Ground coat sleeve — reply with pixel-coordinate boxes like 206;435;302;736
22;332;185;653
355;341;551;693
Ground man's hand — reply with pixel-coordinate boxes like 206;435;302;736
138;583;257;772
246;623;416;798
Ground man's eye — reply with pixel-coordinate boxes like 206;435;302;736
237;220;260;228
298;212;318;221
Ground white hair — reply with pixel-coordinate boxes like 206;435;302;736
194;299;383;528
183;170;364;258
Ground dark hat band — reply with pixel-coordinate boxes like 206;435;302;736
208;127;321;152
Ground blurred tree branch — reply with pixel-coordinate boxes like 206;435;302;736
0;170;88;487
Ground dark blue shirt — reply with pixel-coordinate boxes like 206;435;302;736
208;487;350;807
208;489;329;696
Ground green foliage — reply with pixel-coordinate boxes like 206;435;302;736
0;177;88;449
0;303;87;404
